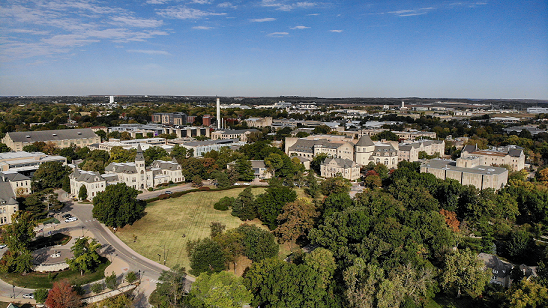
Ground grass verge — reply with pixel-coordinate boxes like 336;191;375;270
0;258;110;289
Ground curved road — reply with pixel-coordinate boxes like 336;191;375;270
0;185;195;307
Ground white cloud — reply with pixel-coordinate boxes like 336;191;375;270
260;0;316;11
307;13;319;16
146;0;170;4
218;2;236;9
250;18;276;22
329;29;343;33
291;26;310;29
7;29;50;35
111;16;163;28
157;7;226;19
192;0;211;4
192;26;213;30
127;49;170;55
268;32;289;37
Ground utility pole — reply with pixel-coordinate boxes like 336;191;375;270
163;244;166;265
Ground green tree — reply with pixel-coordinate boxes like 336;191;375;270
372;130;399;141
32;161;71;191
78;185;88;201
256;184;297;229
191;175;203;188
92;183;146;228
210;222;226;238
109;146;136;163
213;170;232;189
188;271;252;308
303;248;337;289
305;172;321;198
214;196;234;211
264;153;284;177
235;158;255;181
94;130;107;142
2;211;36;252
310;153;329;175
440;248;491;298
320;176;351;196
0;143;11;153
105;271;118;290
188;238;226;275
149;265;187;308
125;271;138;284
237;224;279;262
35;288;49;304
66;237;102;276
213;229;244;272
504;279;548;308
144;146;170;166
231;187;257;221
505;228;533;262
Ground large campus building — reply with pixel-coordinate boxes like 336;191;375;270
420;157;508;190
461;144;525;171
285;135;400;171
2;128;100;152
69;145;184;200
398;140;445;162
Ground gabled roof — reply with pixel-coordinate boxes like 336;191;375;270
0;172;30;182
0;182;18;205
323;157;357;168
6;128;97;143
151;160;181;171
356;135;375;147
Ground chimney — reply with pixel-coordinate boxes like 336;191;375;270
216;98;221;129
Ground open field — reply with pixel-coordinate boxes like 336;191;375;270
117;187;271;272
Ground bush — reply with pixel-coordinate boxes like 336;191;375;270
35;288;49;303
214;197;235;211
105;272;118;290
91;282;104;294
148;187;153;191
125;271;138;284
199;186;210;191
72;284;85;296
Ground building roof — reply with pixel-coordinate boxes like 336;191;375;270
323;157;357;168
151;160;181;171
215;129;259;135
6;128;97;143
250;160;266;169
0;171;30;182
71;169;105;183
422;159;508;175
105;162;138;174
182;138;240;147
0;182;19;205
135;144;145;162
356;135;375;147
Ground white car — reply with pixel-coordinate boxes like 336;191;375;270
23;293;34;299
0;244;6;249
65;217;78;223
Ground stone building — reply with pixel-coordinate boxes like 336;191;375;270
398;140;445;162
2;128;100;151
320;158;361;181
420;157;508;190
211;129;259;142
461;144;525;171
0;182;18;225
244;117;273;128
69;145;184;200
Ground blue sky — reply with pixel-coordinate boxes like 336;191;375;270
1;0;547;99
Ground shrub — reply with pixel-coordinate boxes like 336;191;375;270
199;186;210;191
91;282;104;294
105;272;118;290
125;271;138;284
214;197;234;211
35;288;49;303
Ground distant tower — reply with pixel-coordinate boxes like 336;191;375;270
401;101;405;109
110;96;114;104
216;98;221;129
135;144;146;189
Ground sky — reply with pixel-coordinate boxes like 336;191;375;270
0;0;547;99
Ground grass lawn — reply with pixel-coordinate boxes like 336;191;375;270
117;187;280;272
0;258;110;289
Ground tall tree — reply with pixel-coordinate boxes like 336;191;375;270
320;176;351;196
187;238;226;275
45;279;82;308
440;248;490;298
231;187;257;220
32;161;71;191
78;185;88;201
0;143;12;153
274;198;319;247
188;271;252;308
235;158;255;181
66;237;102;275
92;183;145;228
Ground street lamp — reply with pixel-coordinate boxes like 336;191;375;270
157;254;161;262
12;284;14;298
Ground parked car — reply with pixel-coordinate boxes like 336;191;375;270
62;213;72;219
23;293;34;299
65;217;78;223
0;244;7;249
165;191;172;195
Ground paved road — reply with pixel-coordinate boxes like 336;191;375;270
137;183;194;200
